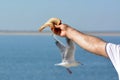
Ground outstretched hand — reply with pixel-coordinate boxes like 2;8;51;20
51;24;70;37
39;18;72;38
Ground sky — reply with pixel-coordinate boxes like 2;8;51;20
0;0;120;31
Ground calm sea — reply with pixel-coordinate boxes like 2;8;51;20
0;35;119;80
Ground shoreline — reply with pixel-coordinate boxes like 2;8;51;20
0;31;120;36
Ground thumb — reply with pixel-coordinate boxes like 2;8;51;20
55;25;61;28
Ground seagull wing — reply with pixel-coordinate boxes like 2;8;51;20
52;35;66;58
66;68;72;74
64;38;75;61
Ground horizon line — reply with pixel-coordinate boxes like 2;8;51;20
0;31;120;36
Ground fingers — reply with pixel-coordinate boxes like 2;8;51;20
55;25;60;28
51;27;61;35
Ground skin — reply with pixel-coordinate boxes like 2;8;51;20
51;24;108;57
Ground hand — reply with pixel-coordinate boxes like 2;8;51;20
51;24;70;37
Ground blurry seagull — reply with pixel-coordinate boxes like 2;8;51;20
52;34;81;74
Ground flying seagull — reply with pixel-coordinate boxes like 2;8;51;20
53;35;81;74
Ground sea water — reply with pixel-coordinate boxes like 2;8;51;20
0;35;119;80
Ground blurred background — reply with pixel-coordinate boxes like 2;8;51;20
0;0;120;31
0;1;119;80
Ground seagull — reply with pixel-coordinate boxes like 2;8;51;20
52;35;81;74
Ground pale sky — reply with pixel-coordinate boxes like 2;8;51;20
0;0;120;31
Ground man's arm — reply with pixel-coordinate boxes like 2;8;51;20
66;27;108;57
52;24;108;57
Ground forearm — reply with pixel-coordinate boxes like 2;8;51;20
66;27;108;57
